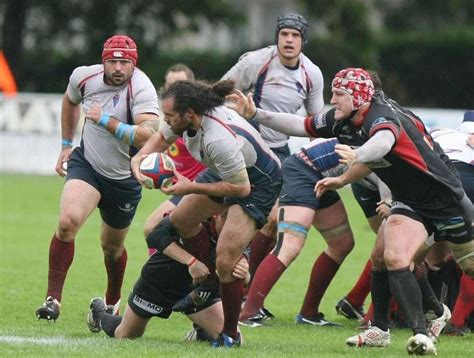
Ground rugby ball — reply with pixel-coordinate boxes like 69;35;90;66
139;152;175;189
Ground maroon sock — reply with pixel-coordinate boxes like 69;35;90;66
182;225;212;267
300;252;340;317
451;274;474;327
47;233;75;302
249;231;276;277
241;254;286;319
220;279;244;340
346;259;372;307
105;249;127;305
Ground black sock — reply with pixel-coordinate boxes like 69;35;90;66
413;265;444;317
388;267;427;335
371;270;391;332
97;310;122;338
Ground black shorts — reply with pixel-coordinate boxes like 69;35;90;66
351;182;381;218
66;147;141;229
391;194;473;244
128;254;220;319
195;169;281;229
271;144;291;164
278;155;340;210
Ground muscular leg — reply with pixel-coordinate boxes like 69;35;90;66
384;214;429;336
217;204;257;339
188;302;224;340
240;205;314;320
48;179;100;301
300;200;354;318
112;304;150;339
101;223;129;307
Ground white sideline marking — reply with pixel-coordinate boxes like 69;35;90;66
0;335;94;346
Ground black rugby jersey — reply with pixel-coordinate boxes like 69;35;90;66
304;91;464;215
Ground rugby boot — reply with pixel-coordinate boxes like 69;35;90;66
36;296;61;321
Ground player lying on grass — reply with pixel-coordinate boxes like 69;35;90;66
87;212;249;341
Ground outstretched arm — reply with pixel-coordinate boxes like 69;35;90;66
315;163;372;198
226;90;308;137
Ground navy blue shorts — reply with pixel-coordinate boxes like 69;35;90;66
278;155;340;210
66;147;141;229
195;169;281;229
351;182;381;218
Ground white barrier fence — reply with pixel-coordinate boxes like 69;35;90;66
0;93;466;175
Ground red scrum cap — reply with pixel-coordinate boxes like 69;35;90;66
102;35;138;66
332;68;375;110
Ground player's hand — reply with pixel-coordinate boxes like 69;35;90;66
188;260;210;285
130;153;153;189
335;144;357;166
225;90;257;120
55;147;73;177
315;177;345;197
84;103;103;124
161;171;195;195
232;256;250;284
376;199;392;219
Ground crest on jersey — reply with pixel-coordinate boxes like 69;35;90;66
113;94;120;107
295;81;304;94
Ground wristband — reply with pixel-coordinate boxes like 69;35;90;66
187;257;197;267
61;139;73;148
98;114;110;127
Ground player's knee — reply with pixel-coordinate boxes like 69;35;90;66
57;215;81;241
371;252;386;270
383;249;410;270
326;235;354;260
450;240;474;278
272;235;304;266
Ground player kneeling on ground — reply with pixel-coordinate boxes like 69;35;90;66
87;212;248;342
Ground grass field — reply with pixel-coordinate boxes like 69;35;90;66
0;174;472;357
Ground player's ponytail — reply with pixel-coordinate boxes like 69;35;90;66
163;80;235;116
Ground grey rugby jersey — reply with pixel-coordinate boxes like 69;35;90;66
67;64;159;179
222;45;324;148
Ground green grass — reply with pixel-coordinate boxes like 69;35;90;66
0;174;472;357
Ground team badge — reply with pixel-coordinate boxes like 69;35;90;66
113;94;120;107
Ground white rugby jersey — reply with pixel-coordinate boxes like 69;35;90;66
222;45;324;148
430;128;473;165
160;106;281;182
66;64;159;179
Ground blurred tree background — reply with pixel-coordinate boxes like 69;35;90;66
2;0;473;108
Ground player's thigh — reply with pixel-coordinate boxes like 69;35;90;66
383;214;428;268
114;303;151;339
170;194;227;237
59;179;100;227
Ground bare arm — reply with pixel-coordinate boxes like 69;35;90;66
162;242;210;285
55;94;81;177
315;163;372;198
85;103;159;148
226;90;308;137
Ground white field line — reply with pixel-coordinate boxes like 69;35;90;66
0;335;96;346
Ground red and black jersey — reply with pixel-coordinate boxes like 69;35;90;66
305;91;465;216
